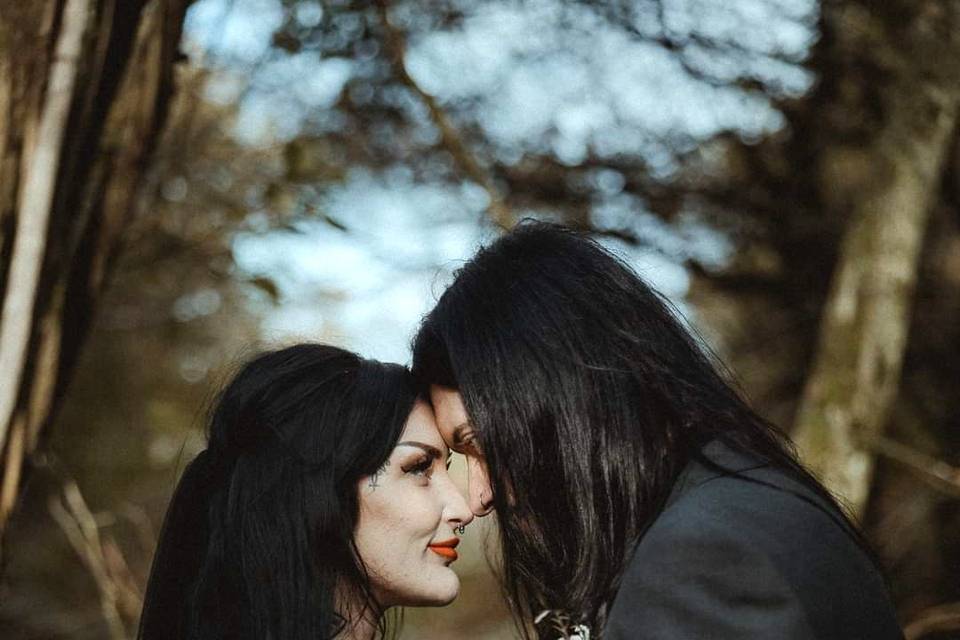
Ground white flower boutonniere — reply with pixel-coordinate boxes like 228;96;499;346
534;610;592;640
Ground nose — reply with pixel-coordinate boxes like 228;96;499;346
468;457;494;517
443;476;475;530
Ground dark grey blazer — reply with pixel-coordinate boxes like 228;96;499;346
604;441;904;639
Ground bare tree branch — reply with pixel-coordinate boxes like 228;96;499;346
791;0;960;516
375;0;513;229
0;415;26;533
0;0;193;547
48;478;132;640
581;0;799;92
867;435;960;500
0;0;89;464
904;601;960;640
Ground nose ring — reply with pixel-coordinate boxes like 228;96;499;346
456;524;466;535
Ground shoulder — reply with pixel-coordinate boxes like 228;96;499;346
653;461;849;561
635;467;857;600
607;493;816;639
651;440;869;575
606;453;903;640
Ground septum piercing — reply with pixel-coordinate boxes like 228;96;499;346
456;524;466;535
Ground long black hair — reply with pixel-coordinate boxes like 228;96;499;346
138;344;418;640
412;221;869;637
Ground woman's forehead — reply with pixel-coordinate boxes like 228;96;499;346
428;386;470;433
397;401;447;451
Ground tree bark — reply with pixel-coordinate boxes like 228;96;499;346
0;0;191;555
792;0;960;516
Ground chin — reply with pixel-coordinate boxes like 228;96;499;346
378;566;463;608
432;582;460;606
405;574;461;607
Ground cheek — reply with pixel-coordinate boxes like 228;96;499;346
361;487;436;534
353;487;460;607
354;487;437;573
470;457;492;489
356;493;409;561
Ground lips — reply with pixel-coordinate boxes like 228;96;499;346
428;538;460;562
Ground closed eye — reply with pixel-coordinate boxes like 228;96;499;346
460;434;481;455
395;441;446;479
403;456;434;478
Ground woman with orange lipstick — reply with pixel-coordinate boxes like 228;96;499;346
413;222;903;640
138;344;472;640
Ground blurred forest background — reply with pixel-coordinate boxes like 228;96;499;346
1;0;959;638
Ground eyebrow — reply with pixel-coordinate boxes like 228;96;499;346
451;422;472;447
396;441;449;461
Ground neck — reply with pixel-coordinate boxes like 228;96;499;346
335;591;383;640
335;615;378;640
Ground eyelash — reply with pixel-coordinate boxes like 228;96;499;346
404;457;434;478
461;435;481;454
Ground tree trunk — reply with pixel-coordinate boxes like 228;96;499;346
0;0;191;556
792;0;960;516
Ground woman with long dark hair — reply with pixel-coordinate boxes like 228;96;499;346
413;222;903;639
138;344;472;640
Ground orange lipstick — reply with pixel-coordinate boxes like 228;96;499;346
428;538;460;561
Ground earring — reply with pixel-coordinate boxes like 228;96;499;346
456;524;466;535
